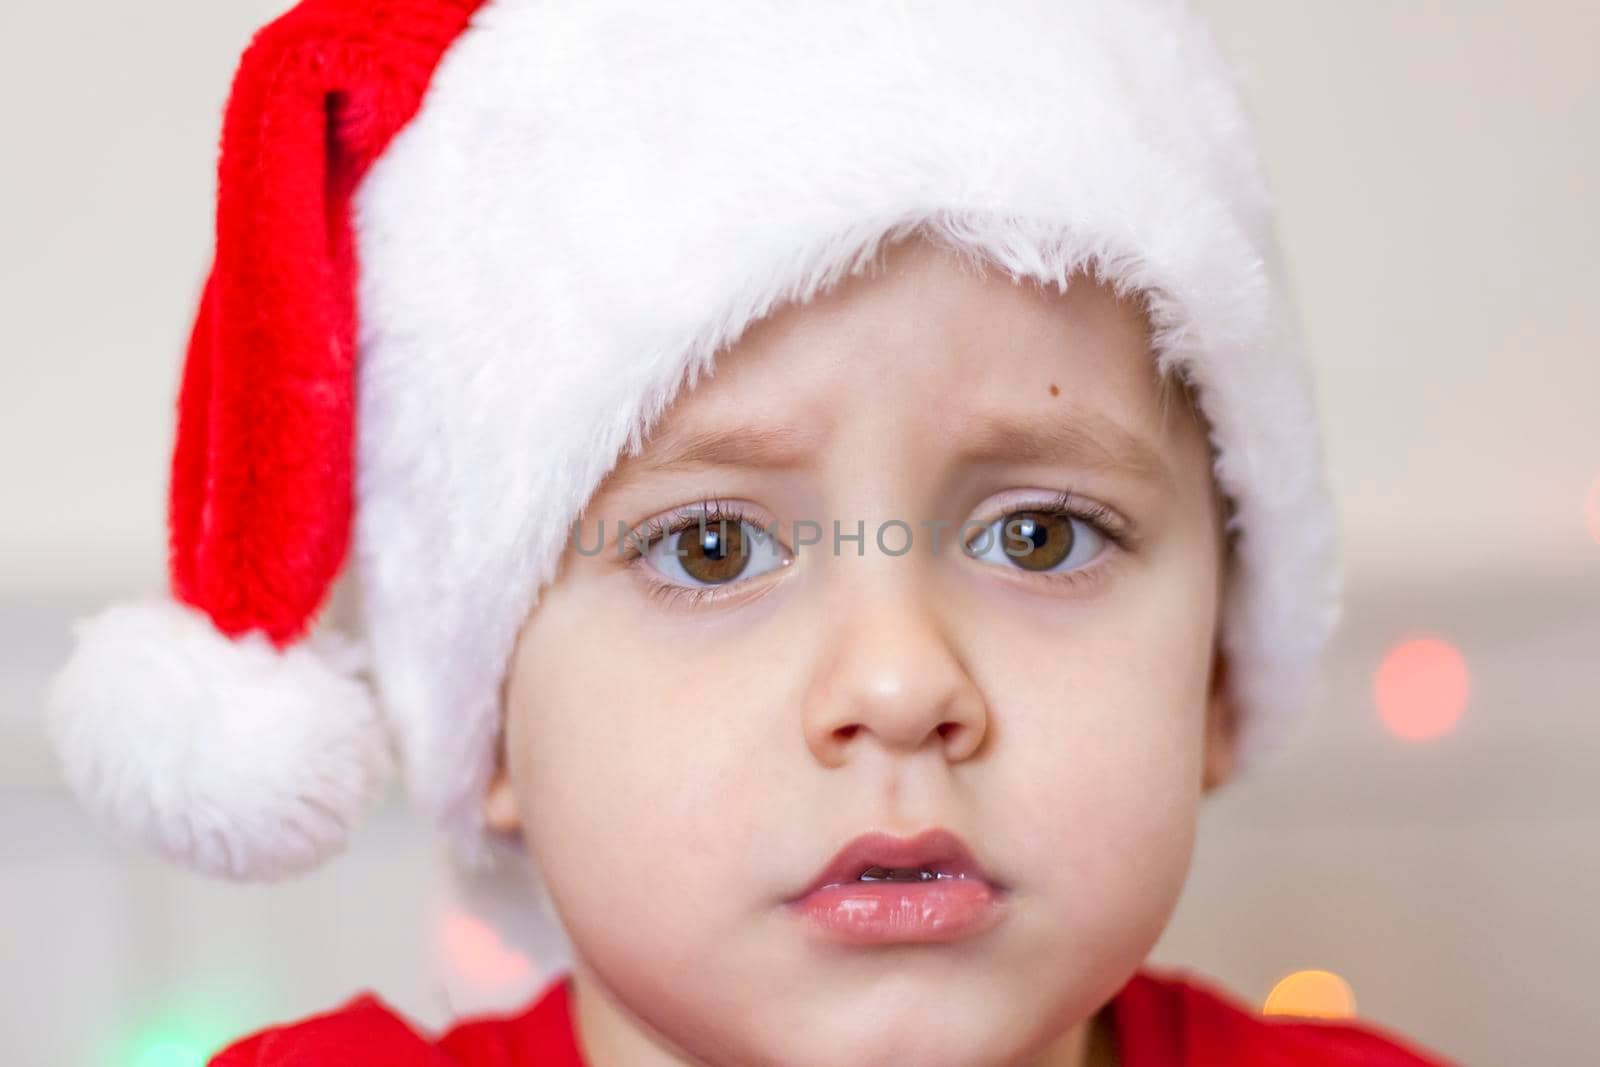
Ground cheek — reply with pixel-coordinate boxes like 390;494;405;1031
504;597;774;966
970;580;1214;951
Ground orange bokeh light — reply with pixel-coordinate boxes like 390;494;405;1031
1373;636;1469;742
439;908;533;990
1263;969;1357;1019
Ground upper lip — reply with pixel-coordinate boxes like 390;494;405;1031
789;827;1004;901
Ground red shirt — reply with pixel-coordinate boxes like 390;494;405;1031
209;966;1455;1066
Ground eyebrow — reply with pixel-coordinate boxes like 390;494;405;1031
604;410;1172;495
953;409;1174;493
604;425;821;494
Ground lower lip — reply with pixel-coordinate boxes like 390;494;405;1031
787;878;1008;945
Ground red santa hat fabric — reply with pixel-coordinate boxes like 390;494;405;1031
47;0;483;878
46;0;1343;881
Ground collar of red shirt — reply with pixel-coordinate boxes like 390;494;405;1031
210;966;1454;1066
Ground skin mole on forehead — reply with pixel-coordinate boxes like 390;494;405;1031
1049;383;1060;396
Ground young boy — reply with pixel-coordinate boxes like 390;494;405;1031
46;1;1455;1064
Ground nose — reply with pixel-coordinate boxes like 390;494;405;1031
801;578;990;768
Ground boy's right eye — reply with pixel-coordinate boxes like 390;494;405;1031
643;515;792;588
624;500;793;603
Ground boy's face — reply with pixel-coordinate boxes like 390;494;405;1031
488;236;1235;1066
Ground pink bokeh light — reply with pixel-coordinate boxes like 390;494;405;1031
1374;636;1470;742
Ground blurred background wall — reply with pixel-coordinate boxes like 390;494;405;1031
3;1;1596;1064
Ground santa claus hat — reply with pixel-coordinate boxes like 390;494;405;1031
46;0;1342;881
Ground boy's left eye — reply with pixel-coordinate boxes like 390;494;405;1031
640;515;792;590
964;509;1109;576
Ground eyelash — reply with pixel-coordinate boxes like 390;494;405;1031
621;491;1132;608
978;490;1130;597
621;497;762;610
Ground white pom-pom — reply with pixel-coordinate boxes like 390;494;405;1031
45;596;394;880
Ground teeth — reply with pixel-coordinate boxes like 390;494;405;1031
857;865;953;882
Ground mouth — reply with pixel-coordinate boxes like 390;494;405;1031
790;827;1005;898
784;827;1010;945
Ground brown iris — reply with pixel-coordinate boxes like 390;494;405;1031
671;519;749;584
999;510;1075;572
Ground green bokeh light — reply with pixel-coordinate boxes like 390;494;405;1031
128;1034;208;1067
106;984;262;1067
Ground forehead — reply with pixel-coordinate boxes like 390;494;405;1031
724;237;1156;404
610;236;1195;493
